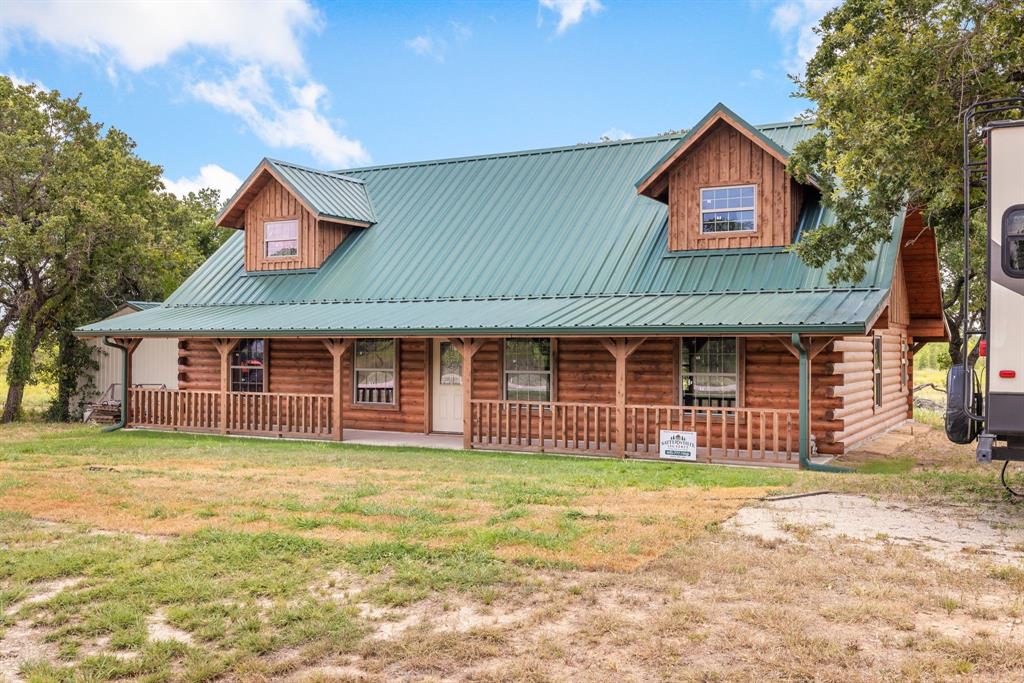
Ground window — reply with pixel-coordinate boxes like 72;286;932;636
900;335;909;392
872;336;883;408
265;219;298;258
680;338;739;408
700;185;756;233
354;339;396;405
1003;206;1024;278
439;341;462;385
504;339;552;402
230;339;266;392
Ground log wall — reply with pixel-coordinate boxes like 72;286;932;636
177;337;428;433
826;326;912;452
174;334;913;454
667;120;800;251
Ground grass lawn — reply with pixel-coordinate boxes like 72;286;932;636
2;424;1024;681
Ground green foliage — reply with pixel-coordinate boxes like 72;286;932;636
788;0;1024;358
0;76;230;421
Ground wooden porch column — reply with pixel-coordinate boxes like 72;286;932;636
600;337;646;458
322;339;353;441
456;338;485;450
212;338;237;435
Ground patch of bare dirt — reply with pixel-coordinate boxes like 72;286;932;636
0;621;59;683
145;608;193;645
727;492;1024;564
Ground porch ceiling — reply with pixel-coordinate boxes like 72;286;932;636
75;287;886;338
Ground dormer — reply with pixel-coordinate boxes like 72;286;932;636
636;104;815;252
216;158;376;272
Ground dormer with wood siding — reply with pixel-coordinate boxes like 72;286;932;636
637;104;814;252
216;158;376;272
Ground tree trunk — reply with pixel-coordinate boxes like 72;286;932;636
1;315;35;423
49;326;82;422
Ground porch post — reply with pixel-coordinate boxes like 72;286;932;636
457;338;484;450
600;337;646;458
212;338;236;435
113;337;141;427
322;339;353;441
779;335;848;473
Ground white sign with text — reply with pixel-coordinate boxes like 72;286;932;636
659;429;698;461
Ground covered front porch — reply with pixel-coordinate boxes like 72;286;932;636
107;333;834;469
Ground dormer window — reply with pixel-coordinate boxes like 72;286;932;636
700;185;756;233
265;219;299;257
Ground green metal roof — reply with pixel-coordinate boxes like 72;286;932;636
78;113;903;339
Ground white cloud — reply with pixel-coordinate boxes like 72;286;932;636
770;0;841;73
1;0;371;169
190;65;370;169
749;68;766;80
599;127;635;142
538;0;604;34
405;21;472;62
406;35;447;62
5;72;45;89
0;0;318;74
162;164;242;200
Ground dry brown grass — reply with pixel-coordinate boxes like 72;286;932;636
0;444;768;571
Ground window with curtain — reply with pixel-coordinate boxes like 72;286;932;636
264;219;298;257
504;339;552;402
230;339;266;392
354;339;396;404
679;338;738;407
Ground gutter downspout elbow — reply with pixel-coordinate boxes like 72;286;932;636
792;333;850;473
101;337;128;432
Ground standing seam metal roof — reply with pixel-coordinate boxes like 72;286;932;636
78;117;903;338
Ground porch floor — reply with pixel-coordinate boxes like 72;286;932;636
344;429;464;450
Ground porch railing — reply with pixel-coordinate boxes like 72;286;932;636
624;405;799;463
469;400;616;455
128;388;334;438
469;399;799;463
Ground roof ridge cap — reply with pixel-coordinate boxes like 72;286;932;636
337;132;689;174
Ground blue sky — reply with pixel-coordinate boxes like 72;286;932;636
0;0;838;199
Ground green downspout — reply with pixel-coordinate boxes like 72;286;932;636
791;333;850;473
101;337;129;432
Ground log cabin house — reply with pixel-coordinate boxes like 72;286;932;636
77;104;947;468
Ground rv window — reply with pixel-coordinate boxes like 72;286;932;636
1004;207;1024;277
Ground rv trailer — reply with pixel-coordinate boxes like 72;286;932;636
946;98;1024;480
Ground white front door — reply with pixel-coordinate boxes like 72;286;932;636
432;339;463;433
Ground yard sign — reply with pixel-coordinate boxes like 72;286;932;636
659;430;698;461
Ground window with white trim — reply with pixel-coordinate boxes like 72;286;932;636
700;185;756;233
680;338;739;408
504;339;552;402
354;339;396;405
230;339;266;393
264;219;298;257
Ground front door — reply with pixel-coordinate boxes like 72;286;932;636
432;339;463;433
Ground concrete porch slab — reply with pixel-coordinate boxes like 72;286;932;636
343;429;464;450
